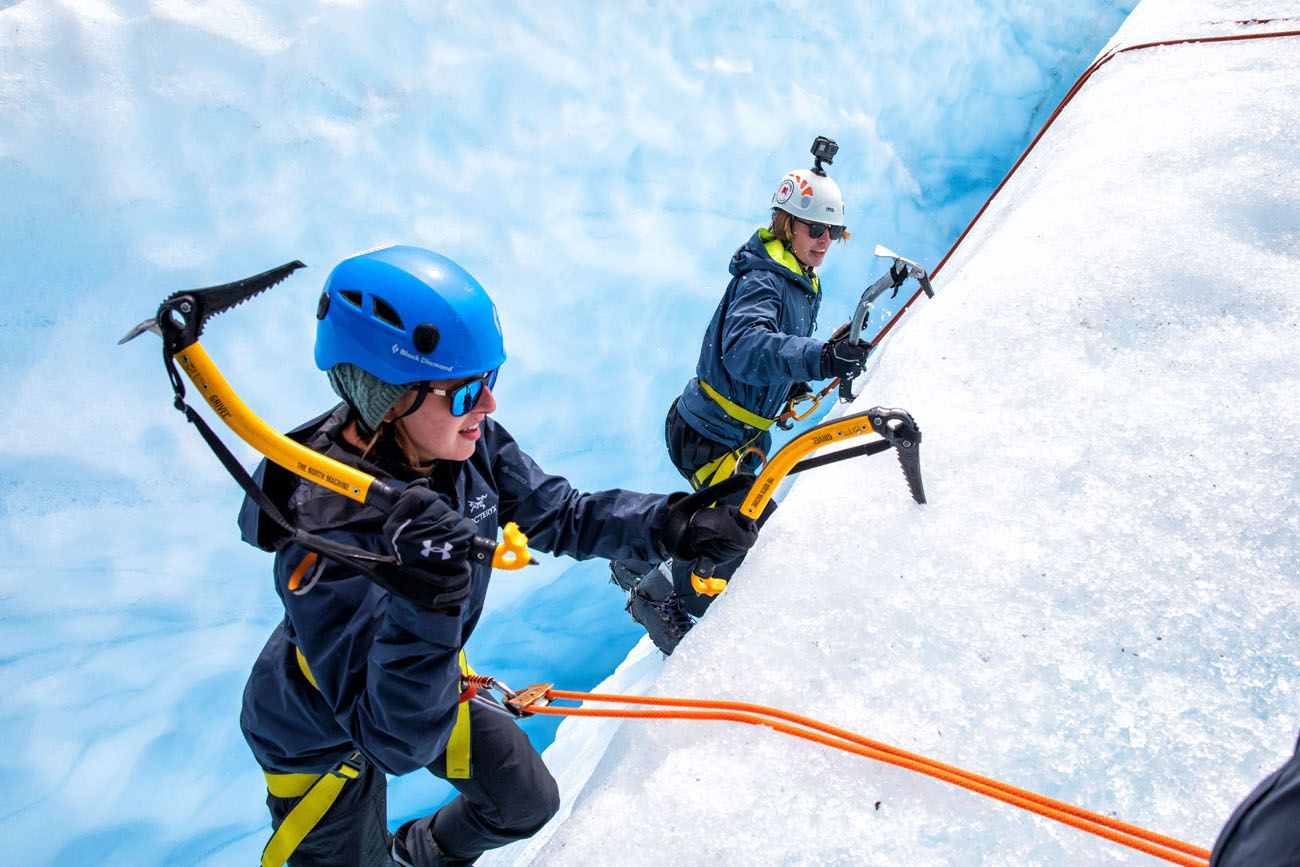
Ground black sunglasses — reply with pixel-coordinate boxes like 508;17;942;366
400;369;499;420
798;218;846;241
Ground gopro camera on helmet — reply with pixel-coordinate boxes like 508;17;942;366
771;137;847;226
810;136;838;176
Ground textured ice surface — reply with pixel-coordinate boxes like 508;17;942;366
502;6;1300;866
0;0;1227;864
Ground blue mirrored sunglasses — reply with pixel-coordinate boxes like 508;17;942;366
401;369;498;420
434;368;498;417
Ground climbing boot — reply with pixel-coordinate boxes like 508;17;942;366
609;559;653;593
610;560;695;655
392;815;453;866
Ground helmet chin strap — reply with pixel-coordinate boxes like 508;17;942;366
395;382;431;421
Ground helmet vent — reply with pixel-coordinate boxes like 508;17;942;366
371;296;404;330
340;290;364;309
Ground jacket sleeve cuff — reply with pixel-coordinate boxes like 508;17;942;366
650;492;687;559
808;339;829;380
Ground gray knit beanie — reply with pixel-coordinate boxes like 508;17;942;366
327;363;409;433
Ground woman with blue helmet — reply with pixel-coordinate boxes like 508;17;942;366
238;245;759;866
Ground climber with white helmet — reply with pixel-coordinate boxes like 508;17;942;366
612;136;867;655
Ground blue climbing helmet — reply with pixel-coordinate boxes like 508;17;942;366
314;245;506;384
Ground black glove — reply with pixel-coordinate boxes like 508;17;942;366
379;481;477;608
787;381;813;401
671;503;759;565
820;335;871;381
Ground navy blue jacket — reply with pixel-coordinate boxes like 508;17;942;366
239;404;673;776
1211;732;1300;866
675;228;825;446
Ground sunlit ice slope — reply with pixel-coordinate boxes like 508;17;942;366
501;8;1300;867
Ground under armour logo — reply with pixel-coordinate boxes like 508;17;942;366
421;540;453;560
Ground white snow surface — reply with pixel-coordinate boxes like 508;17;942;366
3;0;1299;864
495;4;1300;866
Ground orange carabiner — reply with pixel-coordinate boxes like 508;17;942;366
786;392;822;422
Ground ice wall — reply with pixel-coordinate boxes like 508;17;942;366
0;1;1137;863
515;7;1300;865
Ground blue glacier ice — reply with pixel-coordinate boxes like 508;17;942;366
18;2;1300;865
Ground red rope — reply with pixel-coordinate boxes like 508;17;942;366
497;24;1300;866
870;25;1300;348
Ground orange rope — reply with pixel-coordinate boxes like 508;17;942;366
511;23;1300;864
522;688;1210;867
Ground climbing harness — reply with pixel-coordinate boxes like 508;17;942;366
255;646;480;866
259;749;365;867
698;378;779;433
670;405;925;596
461;679;1211;867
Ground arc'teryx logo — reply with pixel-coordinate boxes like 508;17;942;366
467;493;498;525
421;539;453;560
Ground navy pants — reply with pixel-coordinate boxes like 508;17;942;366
1210;732;1300;866
267;702;559;866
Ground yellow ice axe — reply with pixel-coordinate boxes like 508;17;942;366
665;407;925;596
121;260;533;572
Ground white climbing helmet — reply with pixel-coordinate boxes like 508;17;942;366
771;136;846;226
771;168;845;226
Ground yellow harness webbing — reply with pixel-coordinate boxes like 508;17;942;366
260;751;363;867
683;387;767;490
259;646;475;866
447;652;475;779
698;379;775;432
690;440;759;490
